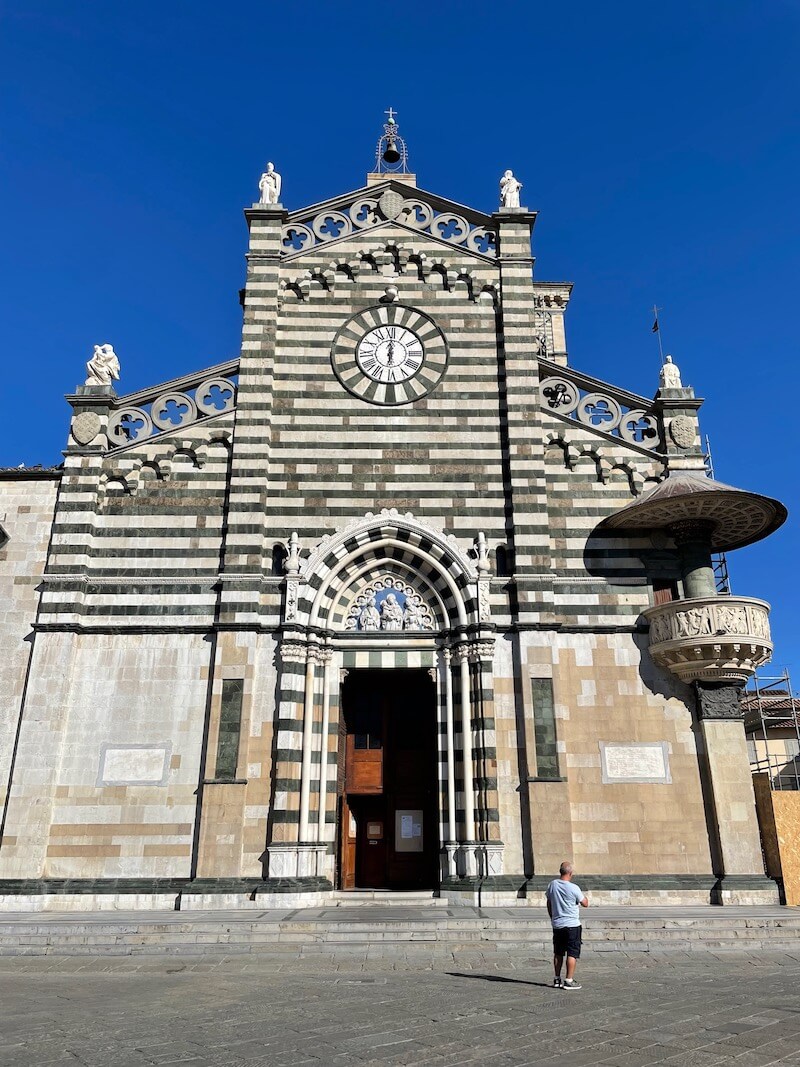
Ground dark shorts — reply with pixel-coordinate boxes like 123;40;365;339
553;925;582;959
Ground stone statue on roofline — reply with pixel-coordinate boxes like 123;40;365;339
85;343;120;387
258;162;282;205
499;170;522;209
659;355;683;390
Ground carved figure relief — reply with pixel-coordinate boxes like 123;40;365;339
380;593;404;631
344;576;435;632
358;596;381;631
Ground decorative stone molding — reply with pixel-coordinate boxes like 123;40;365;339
668;415;697;449
643;595;773;684
280;193;497;259
694;682;745;721
107;374;237;450
452;644;472;665
305;508;477;581
539;365;661;452
71;411;103;446
469;640;495;664
280;642;307;664
285;578;299;622
477;580;491;622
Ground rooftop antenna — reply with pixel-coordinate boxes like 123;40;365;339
375;108;409;174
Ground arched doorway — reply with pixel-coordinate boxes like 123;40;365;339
338;668;439;890
268;509;503;889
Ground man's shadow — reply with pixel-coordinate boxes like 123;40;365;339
447;972;554;989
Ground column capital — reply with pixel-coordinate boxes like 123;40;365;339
280;641;307;664
469;640;495;664
694;681;745;721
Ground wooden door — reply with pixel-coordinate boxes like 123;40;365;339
339;793;357;890
355;797;387;888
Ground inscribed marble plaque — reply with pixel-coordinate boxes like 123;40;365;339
600;742;671;784
98;744;170;786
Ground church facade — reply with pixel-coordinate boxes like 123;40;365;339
0;144;787;910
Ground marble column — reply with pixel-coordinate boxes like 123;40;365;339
441;648;458;876
317;649;333;844
454;644;476;873
298;649;319;843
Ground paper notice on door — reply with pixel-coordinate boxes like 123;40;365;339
395;809;424;852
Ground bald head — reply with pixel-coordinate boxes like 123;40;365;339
559;861;574;878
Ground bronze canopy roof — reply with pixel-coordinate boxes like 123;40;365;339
599;472;787;551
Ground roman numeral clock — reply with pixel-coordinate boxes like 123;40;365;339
331;305;448;405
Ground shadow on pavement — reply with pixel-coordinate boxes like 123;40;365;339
446;971;554;988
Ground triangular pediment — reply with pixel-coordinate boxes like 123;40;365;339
280;179;499;261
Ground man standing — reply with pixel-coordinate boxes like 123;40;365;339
546;861;589;990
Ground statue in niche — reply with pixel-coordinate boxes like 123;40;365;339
499;170;522;209
403;597;424;630
659;355;683;390
85;343;120;386
358;596;380;631
380;593;404;631
258;162;282;204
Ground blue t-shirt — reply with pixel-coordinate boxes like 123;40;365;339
546;878;584;928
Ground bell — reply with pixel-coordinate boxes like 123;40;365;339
382;138;401;164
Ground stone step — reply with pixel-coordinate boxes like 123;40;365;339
330;890;447;906
0;906;799;955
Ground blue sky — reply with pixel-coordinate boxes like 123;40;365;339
1;2;798;674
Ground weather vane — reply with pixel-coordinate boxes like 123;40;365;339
374;108;409;174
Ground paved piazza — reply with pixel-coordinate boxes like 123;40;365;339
2;947;800;1066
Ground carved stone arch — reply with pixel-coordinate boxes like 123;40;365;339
137;460;164;488
305;268;331;292
281;280;305;302
165;441;201;470
357;251;379;274
478;282;499;306
453;271;475;300
196;432;232;469
99;470;135;503
544;433;573;470
377;242;401;275
574;447;606;483
385;241;410;271
405;252;426;280
608;463;638;496
295;509;477;631
331;260;355;283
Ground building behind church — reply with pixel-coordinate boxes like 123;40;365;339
0;122;787;910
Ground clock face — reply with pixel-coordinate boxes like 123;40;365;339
356;326;424;383
331;305;448;406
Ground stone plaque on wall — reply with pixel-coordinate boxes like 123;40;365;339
98;744;171;786
600;742;671;784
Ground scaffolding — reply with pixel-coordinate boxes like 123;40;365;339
703;435;731;594
743;668;800;790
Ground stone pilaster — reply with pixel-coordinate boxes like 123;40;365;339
218;203;288;626
694;682;778;903
492;208;553;625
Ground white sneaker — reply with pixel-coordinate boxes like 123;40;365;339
552;976;562;988
562;979;582;990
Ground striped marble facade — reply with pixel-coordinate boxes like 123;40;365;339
0;173;769;907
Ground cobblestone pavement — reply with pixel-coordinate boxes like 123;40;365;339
2;948;800;1067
